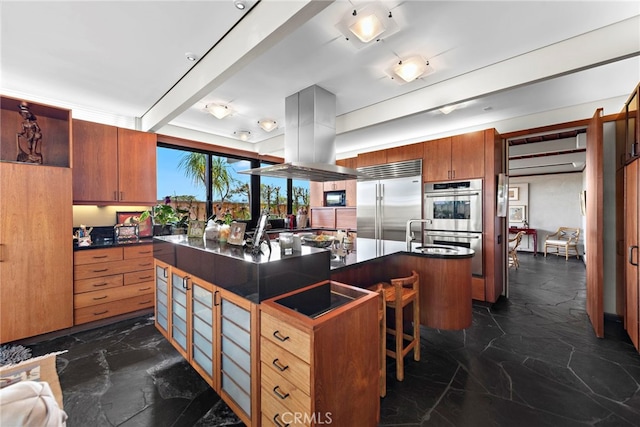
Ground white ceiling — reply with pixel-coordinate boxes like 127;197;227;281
2;1;639;176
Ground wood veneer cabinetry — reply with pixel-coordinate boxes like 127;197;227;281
0;163;73;343
423;132;485;182
154;261;259;426
310;207;356;230
625;159;639;352
73;245;154;324
260;281;379;427
72;119;157;205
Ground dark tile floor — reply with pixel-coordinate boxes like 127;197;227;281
28;254;640;426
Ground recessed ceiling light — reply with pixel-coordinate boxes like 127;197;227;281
258;119;278;132
233;0;246;10
234;131;251;141
185;52;198;62
205;104;233;119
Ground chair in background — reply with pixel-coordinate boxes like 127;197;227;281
379;270;420;382
544;227;581;260
508;231;525;269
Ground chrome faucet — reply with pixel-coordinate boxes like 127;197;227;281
406;219;431;251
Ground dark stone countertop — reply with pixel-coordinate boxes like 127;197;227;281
73;237;155;251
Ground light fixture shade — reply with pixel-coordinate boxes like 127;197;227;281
439;105;457;115
387;56;434;83
206;104;233;119
349;13;385;43
234;131;251;141
336;2;399;49
258;119;278;132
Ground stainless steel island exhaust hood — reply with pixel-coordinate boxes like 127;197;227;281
240;85;367;182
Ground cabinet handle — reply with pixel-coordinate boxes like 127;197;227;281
161;267;168;278
272;358;289;372
139;262;152;267
0;243;3;262
182;276;190;290
629;245;639;266
92;282;109;288
93;310;109;315
452;170;455;178
138;275;152;280
113;191;118;201
92;255;108;259
213;290;220;306
139;300;152;305
120;191;124;200
93;295;108;300
273;386;290;400
138;287;151;291
273;330;290;342
92;268;109;273
139;250;152;254
273;414;289;427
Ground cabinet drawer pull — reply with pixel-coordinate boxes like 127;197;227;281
273;386;290;400
273;414;289;427
213;290;220;306
138;287;151;291
272;358;289;372
138;275;152;280
139;262;152;267
93;295;108;300
94;310;108;315
273;330;290;342
92;255;108;259
139;300;152;305
113;191;117;201
138;250;152;254
630;245;639;266
93;282;109;287
161;267;168;278
92;268;109;273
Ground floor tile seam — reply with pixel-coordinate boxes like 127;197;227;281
419;364;462;423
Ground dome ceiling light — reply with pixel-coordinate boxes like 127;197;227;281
233;0;246;10
258;119;278;132
205;103;233;119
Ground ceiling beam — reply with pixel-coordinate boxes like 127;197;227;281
140;0;334;132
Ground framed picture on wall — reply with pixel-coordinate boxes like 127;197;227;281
508;205;526;222
508;186;520;201
116;211;152;237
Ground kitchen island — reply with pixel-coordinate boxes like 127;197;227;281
329;237;475;330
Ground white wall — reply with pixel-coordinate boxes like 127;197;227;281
508;174;584;254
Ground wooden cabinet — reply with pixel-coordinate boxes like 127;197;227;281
310;207;356;230
423;132;485;182
309;158;357;208
72;120;157;205
387;142;423;163
73;245;154;325
260;281;379;427
0;163;73;343
357;150;387;168
622;83;639;167
625;159;639;352
155;262;258;425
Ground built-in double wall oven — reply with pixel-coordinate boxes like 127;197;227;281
424;179;483;276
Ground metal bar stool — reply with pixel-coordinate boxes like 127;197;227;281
380;270;420;381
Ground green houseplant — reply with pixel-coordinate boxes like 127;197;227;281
140;203;179;235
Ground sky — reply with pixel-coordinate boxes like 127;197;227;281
156;147;309;203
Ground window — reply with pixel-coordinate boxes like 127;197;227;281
157;145;309;226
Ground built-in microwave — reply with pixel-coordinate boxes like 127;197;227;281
325;190;346;207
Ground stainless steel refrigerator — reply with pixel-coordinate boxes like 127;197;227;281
357;159;422;252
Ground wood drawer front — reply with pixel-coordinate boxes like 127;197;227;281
124;269;154;285
74;274;123;294
260;338;310;395
74;283;154;308
74;294;154;325
74;247;123;265
261;312;311;363
74;257;154;280
124;244;153;259
261;392;310;427
261;362;311;415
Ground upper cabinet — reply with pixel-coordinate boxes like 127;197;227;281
624;83;639;166
423;131;485;182
73;120;157;205
357;150;387;168
387;142;423;163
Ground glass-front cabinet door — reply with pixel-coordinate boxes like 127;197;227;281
170;268;190;359
154;260;170;338
190;277;217;388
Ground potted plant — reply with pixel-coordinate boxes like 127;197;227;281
140;202;179;236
